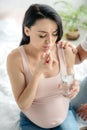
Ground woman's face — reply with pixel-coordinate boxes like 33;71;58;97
25;18;58;53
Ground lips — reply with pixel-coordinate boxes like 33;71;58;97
43;46;51;49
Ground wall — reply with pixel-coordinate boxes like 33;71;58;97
0;0;87;24
0;0;87;12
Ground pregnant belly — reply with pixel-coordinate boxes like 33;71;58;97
23;96;69;128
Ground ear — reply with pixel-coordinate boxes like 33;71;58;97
24;26;30;36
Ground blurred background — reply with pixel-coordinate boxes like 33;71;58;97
0;0;87;43
0;0;87;23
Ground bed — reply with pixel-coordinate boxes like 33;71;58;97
0;17;87;130
0;17;21;130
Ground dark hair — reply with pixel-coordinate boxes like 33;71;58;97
20;4;63;46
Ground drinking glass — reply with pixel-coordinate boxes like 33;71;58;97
61;73;74;97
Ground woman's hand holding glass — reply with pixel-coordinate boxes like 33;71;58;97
59;76;80;100
59;42;80;100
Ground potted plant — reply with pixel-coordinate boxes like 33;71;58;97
54;1;87;40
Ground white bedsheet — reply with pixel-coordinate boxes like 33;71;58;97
0;46;21;130
0;18;21;130
0;18;87;130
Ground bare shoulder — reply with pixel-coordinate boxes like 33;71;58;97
7;47;22;73
7;48;20;61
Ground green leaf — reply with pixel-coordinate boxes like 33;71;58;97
54;0;87;31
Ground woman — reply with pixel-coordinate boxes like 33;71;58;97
7;4;79;130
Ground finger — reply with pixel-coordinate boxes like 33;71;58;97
78;110;87;121
74;86;80;93
46;55;50;63
83;116;87;121
43;53;50;64
69;93;76;99
71;80;79;92
80;114;87;121
77;110;87;116
67;44;77;54
77;111;85;117
61;41;73;49
61;41;68;49
77;107;83;113
45;53;53;66
59;40;67;48
70;88;79;94
72;48;77;54
64;42;77;53
72;80;78;86
82;115;87;121
68;89;79;99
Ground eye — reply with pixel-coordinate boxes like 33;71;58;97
52;33;58;37
39;35;47;38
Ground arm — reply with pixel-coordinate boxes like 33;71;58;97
63;47;80;99
63;46;75;74
76;44;87;63
7;50;42;111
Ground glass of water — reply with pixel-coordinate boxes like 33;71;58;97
61;74;75;97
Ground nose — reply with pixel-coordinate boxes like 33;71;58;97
46;35;52;44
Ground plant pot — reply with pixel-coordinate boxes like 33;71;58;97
66;29;80;40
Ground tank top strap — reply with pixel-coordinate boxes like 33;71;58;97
57;44;67;76
18;46;31;84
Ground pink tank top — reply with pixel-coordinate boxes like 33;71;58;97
18;44;69;128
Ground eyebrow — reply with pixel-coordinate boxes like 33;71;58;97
37;29;58;33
